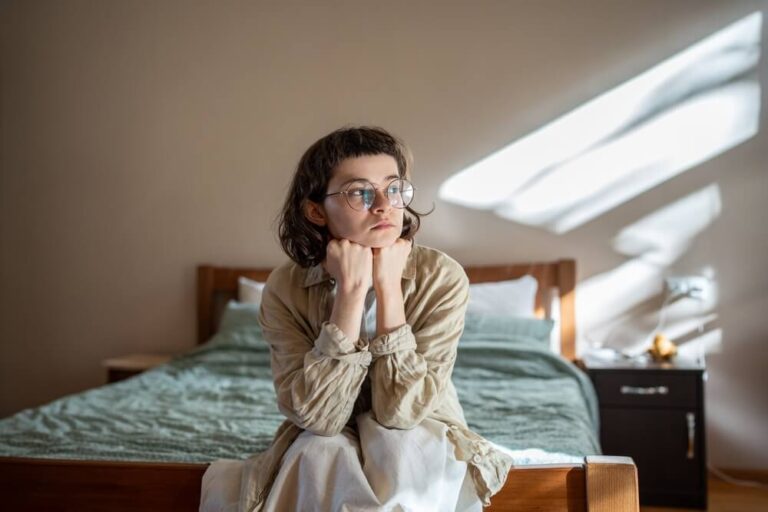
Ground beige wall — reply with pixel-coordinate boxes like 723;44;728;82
1;0;766;468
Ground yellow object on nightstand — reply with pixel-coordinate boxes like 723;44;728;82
647;333;678;362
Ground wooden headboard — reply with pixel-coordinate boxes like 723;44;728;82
197;259;576;360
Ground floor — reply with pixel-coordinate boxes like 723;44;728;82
640;475;768;512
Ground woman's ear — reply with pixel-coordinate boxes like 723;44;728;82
304;200;327;227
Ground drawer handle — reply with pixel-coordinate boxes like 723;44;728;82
687;412;696;459
620;385;669;395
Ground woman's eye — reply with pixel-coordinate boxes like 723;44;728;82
349;188;367;197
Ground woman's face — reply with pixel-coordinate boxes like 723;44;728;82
312;154;405;248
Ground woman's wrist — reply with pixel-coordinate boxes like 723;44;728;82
375;284;406;337
337;281;370;299
373;278;401;296
330;286;367;343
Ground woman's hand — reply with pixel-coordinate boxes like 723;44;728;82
325;239;373;342
372;238;412;295
324;239;373;296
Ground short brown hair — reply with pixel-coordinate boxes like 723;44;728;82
278;126;429;268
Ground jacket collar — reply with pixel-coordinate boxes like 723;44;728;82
302;242;417;288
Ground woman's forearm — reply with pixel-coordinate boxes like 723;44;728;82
375;284;406;337
329;286;368;342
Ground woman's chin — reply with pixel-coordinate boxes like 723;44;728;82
352;232;400;248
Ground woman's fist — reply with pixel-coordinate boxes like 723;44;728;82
324;239;373;295
372;238;412;293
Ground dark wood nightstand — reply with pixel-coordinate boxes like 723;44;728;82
583;354;707;509
102;353;173;383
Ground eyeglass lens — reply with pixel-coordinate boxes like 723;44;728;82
345;179;414;211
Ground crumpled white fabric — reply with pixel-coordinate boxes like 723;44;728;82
200;458;244;512
200;412;482;512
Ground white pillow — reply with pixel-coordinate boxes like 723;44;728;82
238;276;266;305
466;275;538;318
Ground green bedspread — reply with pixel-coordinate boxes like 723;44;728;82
0;310;600;463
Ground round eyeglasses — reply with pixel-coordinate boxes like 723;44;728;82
324;178;415;211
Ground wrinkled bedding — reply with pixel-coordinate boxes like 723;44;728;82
0;318;599;464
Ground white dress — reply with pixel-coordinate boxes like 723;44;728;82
200;290;483;512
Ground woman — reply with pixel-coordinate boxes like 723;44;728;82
202;126;513;512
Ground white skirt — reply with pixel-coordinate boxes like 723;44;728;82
200;412;482;512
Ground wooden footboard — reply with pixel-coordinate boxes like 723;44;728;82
0;455;638;511
488;456;639;512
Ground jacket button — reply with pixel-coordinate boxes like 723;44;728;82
472;454;483;464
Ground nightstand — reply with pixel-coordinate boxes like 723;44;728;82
102;353;173;383
583;354;707;509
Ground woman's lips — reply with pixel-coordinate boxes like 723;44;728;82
371;223;395;230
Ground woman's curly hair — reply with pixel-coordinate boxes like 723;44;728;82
278;125;430;268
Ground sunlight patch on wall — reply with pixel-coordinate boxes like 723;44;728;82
576;183;722;356
439;12;762;234
579;261;720;357
577;258;664;346
612;184;722;265
663;313;719;346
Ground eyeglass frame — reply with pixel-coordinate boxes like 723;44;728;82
323;177;415;211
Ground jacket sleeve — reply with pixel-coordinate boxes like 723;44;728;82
369;262;470;429
258;274;371;437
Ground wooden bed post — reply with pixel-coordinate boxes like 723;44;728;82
585;456;640;512
558;259;577;361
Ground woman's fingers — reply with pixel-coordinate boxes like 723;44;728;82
325;238;411;293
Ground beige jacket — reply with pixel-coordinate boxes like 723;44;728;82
240;244;513;511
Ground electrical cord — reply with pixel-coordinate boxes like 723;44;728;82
650;289;680;337
708;464;768;489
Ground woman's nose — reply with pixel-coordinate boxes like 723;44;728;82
370;188;392;212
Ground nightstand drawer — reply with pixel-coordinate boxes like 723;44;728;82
592;371;699;408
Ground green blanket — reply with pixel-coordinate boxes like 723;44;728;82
0;313;599;463
453;333;600;457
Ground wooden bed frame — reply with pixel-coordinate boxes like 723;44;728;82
0;259;639;511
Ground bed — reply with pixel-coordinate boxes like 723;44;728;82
0;258;639;511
